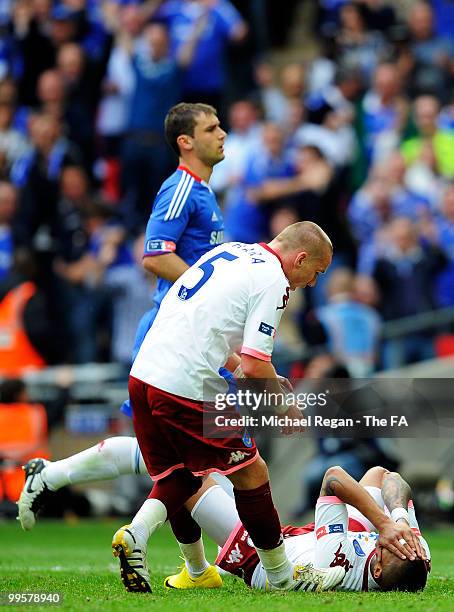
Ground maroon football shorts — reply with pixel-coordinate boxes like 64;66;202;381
129;376;258;481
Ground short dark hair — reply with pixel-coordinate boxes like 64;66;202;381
381;557;428;592
164;102;217;156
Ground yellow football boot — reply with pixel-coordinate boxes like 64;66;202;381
164;564;222;589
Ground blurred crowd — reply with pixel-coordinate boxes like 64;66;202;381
0;0;453;374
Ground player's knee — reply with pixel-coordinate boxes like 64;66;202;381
229;455;269;489
97;436;123;456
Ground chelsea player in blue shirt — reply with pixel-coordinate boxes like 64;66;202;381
133;102;226;362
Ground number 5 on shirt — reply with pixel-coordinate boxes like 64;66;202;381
178;251;238;301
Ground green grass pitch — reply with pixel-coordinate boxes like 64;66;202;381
1;520;454;611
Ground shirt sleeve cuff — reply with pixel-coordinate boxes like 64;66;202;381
240;346;272;362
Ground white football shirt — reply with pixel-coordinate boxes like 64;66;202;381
251;488;431;592
131;242;290;400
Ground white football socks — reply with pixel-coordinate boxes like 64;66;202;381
178;538;210;577
255;541;293;589
42;437;148;491
130;498;167;548
190;484;240;547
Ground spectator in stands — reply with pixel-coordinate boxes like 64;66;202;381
354;272;381;309
348;157;427;252
385;150;431;220
36;69;65;121
407;0;454;102
11;0;55;106
282;97;306;149
359;62;408;164
210;99;262;195
252;60;287;124
54;166;91;264
0;248;61;374
54;201;127;363
153;0;247;112
295;98;356;167
256;62;306;128
119;21;204;231
0;181;17;280
0;376;90;519
358;0;397;38
315;267;382;376
335;2;388;83
280;62;306;103
223;122;295;243
95;3;140;201
372;216;447;368
13;112;81;248
0;78;28;136
423;183;454;308
57;41;112;170
0;100;30;179
0;375;70;430
401;95;454;178
307;64;361;116
404;140;445;209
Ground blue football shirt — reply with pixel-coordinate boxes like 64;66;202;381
144;165;225;308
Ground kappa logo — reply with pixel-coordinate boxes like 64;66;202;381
227;450;251;464
226;543;243;564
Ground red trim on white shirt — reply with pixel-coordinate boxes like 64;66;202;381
178;165;202;182
259;242;288;280
259;242;285;271
362;549;377;592
240;346;272;362
317;495;343;504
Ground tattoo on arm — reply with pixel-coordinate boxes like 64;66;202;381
381;472;412;511
321;476;342;497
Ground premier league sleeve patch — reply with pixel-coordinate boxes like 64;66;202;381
258;322;275;337
316;524;345;539
144;239;176;255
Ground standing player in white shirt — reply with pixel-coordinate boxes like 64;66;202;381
113;221;418;593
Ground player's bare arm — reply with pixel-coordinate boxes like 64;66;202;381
381;471;425;559
381;471;412;517
143;253;189;282
240;354;302;434
320;466;418;561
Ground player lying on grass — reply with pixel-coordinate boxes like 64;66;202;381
164;465;430;592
